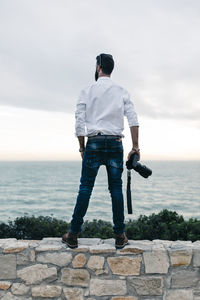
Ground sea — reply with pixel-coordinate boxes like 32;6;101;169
0;160;199;224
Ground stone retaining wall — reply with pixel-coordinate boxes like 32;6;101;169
0;238;200;300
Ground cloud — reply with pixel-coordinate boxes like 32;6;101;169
0;0;199;124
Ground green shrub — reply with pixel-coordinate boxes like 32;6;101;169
0;209;199;241
0;215;69;240
80;219;114;239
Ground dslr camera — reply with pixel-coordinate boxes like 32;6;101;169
126;153;152;178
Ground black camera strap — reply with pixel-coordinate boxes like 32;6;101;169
126;153;152;214
126;169;133;214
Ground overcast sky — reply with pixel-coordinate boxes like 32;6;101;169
0;0;200;160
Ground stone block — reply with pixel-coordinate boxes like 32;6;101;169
104;239;150;253
17;249;35;265
35;244;63;251
32;285;62;297
71;246;89;252
143;246;169;273
169;243;193;266
0;239;17;248
89;278;126;296
0;254;16;279
0;281;11;290
28;241;40;248
101;238;115;245
128;240;154;253
194;286;200;296
37;251;72;267
87;255;105;271
1;292;14;300
0;291;6;298
61;268;90;287
171;240;193;247
0;292;32;300
2;241;29;253
153;239;172;248
17;264;57;284
39;238;62;244
89;244;116;253
63;287;83;300
169;249;192;266
171;270;199;288
84;288;89;296
11;283;30;295
193;248;200;267
112;298;138;300
128;276;163;296
95;268;109;276
72;254;87;268
78;238;101;246
117;247;144;254
35;239;64;251
107;256;141;276
193;241;200;245
164;289;193;300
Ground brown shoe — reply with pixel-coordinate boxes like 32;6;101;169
115;232;129;249
62;232;78;249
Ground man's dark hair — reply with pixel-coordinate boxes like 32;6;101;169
96;53;114;75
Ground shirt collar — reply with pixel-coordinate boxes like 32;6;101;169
97;76;112;81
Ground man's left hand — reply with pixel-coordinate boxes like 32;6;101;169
127;149;140;161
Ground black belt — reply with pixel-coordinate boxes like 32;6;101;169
88;133;121;139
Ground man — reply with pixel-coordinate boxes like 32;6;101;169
62;53;140;249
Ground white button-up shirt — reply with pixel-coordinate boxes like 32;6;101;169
75;76;139;138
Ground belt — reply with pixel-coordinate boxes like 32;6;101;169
88;132;122;139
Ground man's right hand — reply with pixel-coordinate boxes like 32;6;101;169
129;126;140;161
127;148;140;161
80;151;84;159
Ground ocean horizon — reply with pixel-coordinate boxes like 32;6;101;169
0;160;199;224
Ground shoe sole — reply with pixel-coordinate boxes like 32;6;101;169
61;240;78;249
115;241;129;249
62;238;128;249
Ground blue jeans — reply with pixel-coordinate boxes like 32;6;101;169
69;134;125;235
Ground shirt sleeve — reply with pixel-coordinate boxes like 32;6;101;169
123;89;139;127
74;89;87;137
